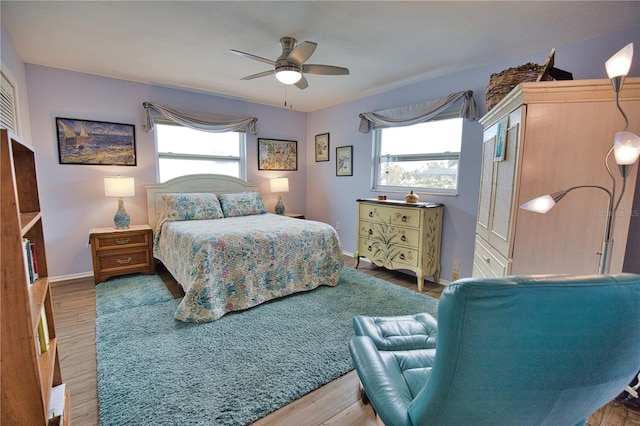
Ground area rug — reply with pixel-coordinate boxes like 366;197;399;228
95;274;173;316
96;268;440;425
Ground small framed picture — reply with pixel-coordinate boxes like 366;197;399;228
315;133;330;162
336;145;353;176
258;138;298;171
494;117;507;162
56;117;136;166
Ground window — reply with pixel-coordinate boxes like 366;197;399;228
156;122;246;182
373;117;463;195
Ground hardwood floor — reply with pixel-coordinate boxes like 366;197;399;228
51;255;639;425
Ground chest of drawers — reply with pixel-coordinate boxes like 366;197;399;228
354;199;443;291
89;224;155;284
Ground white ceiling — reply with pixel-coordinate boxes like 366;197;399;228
2;1;639;112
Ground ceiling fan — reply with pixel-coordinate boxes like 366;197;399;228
231;37;349;89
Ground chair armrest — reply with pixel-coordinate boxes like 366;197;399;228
349;336;414;426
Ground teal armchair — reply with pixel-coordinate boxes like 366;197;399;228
350;274;640;425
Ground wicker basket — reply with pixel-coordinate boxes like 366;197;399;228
485;63;544;110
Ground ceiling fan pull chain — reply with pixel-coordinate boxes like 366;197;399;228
284;86;293;109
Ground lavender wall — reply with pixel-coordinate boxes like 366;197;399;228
24;66;306;279
306;26;640;281
3;20;638;280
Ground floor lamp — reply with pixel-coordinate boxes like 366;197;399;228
520;42;640;275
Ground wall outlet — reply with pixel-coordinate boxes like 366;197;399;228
335;221;340;230
452;259;460;281
452;259;460;272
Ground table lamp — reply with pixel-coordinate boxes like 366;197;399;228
104;176;135;229
270;177;289;215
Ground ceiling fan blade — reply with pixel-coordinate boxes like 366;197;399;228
303;64;350;75
231;49;276;66
295;75;309;90
288;41;317;65
241;70;274;80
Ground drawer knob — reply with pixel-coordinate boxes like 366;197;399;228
401;215;408;222
400;235;407;242
368;211;374;217
482;256;491;264
367;245;372;252
116;238;131;245
399;253;405;260
117;257;132;264
368;229;373;235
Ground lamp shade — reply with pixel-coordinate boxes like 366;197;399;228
613;131;640;165
520;194;557;214
605;42;634;79
104;176;135;197
270;177;289;193
275;66;302;85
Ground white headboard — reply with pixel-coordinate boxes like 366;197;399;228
144;174;261;228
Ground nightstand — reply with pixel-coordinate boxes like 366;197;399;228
284;212;305;219
89;224;155;284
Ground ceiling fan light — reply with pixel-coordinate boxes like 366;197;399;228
275;66;302;84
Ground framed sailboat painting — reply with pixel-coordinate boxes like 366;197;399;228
56;117;136;166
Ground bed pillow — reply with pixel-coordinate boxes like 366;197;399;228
219;192;267;217
161;193;224;221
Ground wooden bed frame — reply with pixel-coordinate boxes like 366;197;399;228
144;174;261;229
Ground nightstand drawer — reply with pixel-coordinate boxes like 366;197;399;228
97;249;152;271
89;225;155;284
93;231;150;250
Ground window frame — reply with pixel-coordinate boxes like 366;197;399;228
154;120;247;182
371;115;463;196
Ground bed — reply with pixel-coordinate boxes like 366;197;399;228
145;174;343;323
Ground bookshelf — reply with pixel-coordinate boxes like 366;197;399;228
1;129;70;425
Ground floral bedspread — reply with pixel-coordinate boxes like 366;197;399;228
154;213;343;322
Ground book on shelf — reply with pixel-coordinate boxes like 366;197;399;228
37;307;50;353
48;383;66;426
30;241;39;279
22;238;38;285
22;238;32;285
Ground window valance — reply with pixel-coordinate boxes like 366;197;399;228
143;102;258;135
358;90;479;133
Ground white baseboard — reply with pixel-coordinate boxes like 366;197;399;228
49;271;93;283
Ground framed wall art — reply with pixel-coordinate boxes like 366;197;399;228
315;133;330;162
56;117;136;166
336;145;353;176
258;138;298;171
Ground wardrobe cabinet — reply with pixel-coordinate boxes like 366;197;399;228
473;78;639;277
